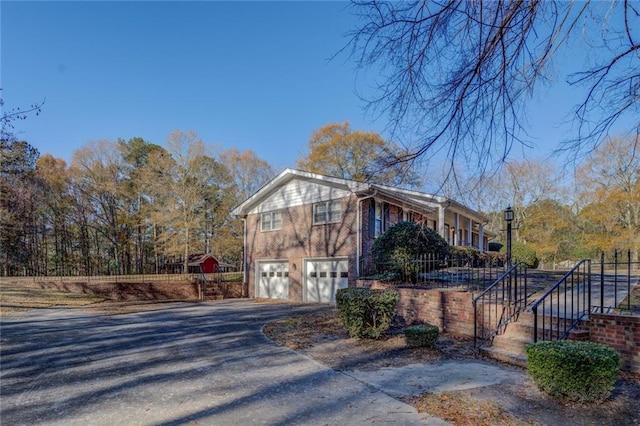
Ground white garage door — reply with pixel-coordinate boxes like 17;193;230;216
257;261;289;299
304;259;349;303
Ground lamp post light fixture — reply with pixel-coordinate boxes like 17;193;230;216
504;206;514;267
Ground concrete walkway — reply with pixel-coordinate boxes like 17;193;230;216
1;301;460;425
344;360;524;399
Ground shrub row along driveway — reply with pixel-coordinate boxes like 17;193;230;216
0;301;441;425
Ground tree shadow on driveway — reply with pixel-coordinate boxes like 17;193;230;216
0;301;434;425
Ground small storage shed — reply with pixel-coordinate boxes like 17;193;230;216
188;253;219;273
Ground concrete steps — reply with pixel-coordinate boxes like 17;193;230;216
197;280;224;300
204;284;224;300
480;346;528;368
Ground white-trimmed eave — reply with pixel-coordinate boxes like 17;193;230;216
443;199;490;224
230;167;487;224
370;183;489;223
367;186;437;215
231;168;369;217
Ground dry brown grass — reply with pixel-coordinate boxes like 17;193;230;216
264;309;640;426
405;392;531;426
0;283;105;315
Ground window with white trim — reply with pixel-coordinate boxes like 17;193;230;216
260;210;282;231
313;200;342;224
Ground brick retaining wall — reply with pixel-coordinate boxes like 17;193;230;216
357;279;477;338
589;313;640;374
356;279;640;372
14;280;201;301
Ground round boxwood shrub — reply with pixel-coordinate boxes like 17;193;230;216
372;221;449;282
488;242;503;252
404;323;439;348
526;341;620;404
501;241;539;268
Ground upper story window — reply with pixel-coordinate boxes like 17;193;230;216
261;210;282;231
313;200;342;224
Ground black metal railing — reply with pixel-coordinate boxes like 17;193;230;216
594;250;640;313
473;263;528;349
360;252;507;291
531;259;591;342
197;266;207;301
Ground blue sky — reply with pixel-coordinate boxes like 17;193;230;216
3;1;380;170
1;1;632;175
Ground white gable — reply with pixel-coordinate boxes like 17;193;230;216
249;179;351;214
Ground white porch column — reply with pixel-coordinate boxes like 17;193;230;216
453;213;459;246
479;225;484;251
468;218;473;247
438;206;446;240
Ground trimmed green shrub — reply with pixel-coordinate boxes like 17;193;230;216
335;287;399;339
449;246;506;268
449;246;484;267
449;246;479;265
404;323;439;348
526;341;620;404
501;241;539;268
486;251;507;267
488;242;503;252
363;271;401;282
372;221;449;283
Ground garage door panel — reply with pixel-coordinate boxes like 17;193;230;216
258;262;288;299
305;259;348;304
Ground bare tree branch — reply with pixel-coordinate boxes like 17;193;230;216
1;89;45;142
346;0;639;177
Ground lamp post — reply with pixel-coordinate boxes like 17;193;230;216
504;206;514;267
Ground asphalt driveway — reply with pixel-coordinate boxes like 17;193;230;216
0;300;443;425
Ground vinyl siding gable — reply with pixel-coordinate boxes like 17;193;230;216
248;179;351;214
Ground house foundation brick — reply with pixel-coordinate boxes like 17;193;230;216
588;313;640;373
356;280;477;338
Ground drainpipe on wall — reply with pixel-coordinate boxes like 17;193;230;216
241;217;248;296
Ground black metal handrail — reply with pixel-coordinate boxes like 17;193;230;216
531;259;591;342
360;252;507;290
197;265;207;301
473;262;528;349
596;250;640;313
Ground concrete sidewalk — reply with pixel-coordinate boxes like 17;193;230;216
1;301;460;425
344;360;525;398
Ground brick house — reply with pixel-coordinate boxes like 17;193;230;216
231;168;491;303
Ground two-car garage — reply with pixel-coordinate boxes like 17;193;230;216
256;258;349;304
